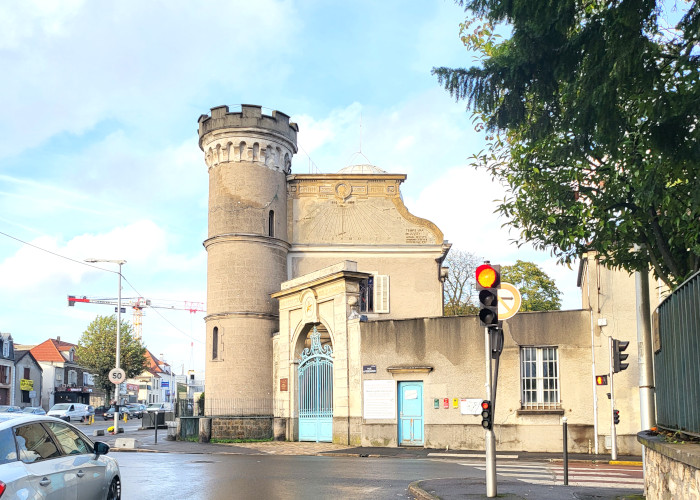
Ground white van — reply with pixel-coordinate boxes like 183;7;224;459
47;403;90;422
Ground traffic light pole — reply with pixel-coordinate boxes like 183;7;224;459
485;327;497;497
609;336;618;460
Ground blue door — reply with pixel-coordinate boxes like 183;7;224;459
398;382;424;446
298;327;333;442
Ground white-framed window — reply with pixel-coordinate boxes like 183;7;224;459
55;371;63;382
520;346;560;410
2;341;8;358
68;370;78;385
359;274;390;314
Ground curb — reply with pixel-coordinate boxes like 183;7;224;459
407;480;439;500
609;460;644;466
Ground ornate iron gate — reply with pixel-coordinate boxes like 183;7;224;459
298;327;333;442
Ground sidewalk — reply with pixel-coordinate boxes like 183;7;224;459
98;427;645;499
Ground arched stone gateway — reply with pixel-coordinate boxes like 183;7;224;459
298;326;333;442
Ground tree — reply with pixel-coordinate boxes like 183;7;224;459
433;0;699;289
443;249;482;315
501;260;562;311
76;315;148;398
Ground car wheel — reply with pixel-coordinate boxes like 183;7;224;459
106;477;121;500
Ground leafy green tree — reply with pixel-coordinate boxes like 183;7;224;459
443;248;482;316
501;260;562;311
76;315;148;397
433;0;699;289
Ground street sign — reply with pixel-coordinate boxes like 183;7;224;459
108;367;126;385
497;282;522;320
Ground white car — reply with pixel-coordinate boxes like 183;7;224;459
47;403;91;422
0;413;121;499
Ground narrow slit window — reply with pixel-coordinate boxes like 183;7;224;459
212;327;219;360
268;210;275;237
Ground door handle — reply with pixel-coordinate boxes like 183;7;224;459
39;477;51;487
77;470;85;478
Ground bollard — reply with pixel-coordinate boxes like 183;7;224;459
562;416;569;486
154;410;158;444
123;412;128;423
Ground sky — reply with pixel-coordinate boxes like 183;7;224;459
0;0;583;375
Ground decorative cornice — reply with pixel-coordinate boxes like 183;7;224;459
386;366;434;374
203;233;291;251
205;311;279;321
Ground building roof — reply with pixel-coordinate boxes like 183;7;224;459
13;349;42;370
144;350;165;375
30;338;76;363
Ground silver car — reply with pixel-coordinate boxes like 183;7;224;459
0;413;121;499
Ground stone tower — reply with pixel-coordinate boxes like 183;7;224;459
198;104;298;410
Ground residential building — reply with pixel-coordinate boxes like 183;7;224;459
29;338;97;409
0;333;14;405
13;349;42;408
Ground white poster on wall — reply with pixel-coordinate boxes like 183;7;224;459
363;380;396;420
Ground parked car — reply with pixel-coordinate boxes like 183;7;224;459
94;405;110;418
21;407;46;415
146;402;173;412
104;406;133;421
47;403;91;422
126;404;145;418
0;406;23;413
0;413;121;499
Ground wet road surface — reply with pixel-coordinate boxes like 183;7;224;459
114;452;478;499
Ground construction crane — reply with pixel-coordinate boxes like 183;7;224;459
68;295;205;340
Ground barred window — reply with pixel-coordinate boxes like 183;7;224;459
520;346;560;410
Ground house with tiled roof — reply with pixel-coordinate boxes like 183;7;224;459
29;337;99;409
129;350;174;405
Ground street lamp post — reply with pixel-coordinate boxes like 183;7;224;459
85;258;126;434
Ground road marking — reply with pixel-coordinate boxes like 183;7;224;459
428;453;519;459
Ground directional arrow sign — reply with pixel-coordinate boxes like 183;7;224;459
498;282;522;320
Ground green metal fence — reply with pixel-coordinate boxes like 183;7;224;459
655;270;700;437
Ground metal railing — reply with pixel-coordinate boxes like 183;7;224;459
655;270;700;436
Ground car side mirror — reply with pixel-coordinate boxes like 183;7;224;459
94;441;110;457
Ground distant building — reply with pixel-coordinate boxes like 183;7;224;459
0;333;14;405
131;350;174;404
13;349;42;408
29;338;97;409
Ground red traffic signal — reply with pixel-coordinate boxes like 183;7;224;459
476;264;500;289
613;409;620;425
481;400;493;429
596;375;608;386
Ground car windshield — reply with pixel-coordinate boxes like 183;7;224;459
22;408;36;413
147;404;162;409
50;404;71;411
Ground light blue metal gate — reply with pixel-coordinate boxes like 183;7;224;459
298;327;333;442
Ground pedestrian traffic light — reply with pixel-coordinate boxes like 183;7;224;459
612;339;630;373
613;409;620;425
476;263;500;327
481;400;493;430
596;375;608;386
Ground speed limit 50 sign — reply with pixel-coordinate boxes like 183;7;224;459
108;368;126;384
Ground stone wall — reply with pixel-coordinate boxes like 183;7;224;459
211;417;273;441
639;432;700;500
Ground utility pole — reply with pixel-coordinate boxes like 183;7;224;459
484;327;497;497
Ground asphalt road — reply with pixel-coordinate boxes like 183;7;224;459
113;452;477;500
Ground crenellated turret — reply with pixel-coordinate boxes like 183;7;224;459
198;104;298;172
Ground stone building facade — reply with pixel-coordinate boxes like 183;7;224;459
199;104;653;455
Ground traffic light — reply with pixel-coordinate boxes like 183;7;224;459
596;375;608;386
476;263;500;327
612;339;630;373
481;400;493;430
613;409;620;425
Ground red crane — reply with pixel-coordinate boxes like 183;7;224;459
68;295;205;340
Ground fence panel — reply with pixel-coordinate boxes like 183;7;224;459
655;270;700;436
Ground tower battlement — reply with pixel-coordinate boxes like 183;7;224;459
198;104;298;151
